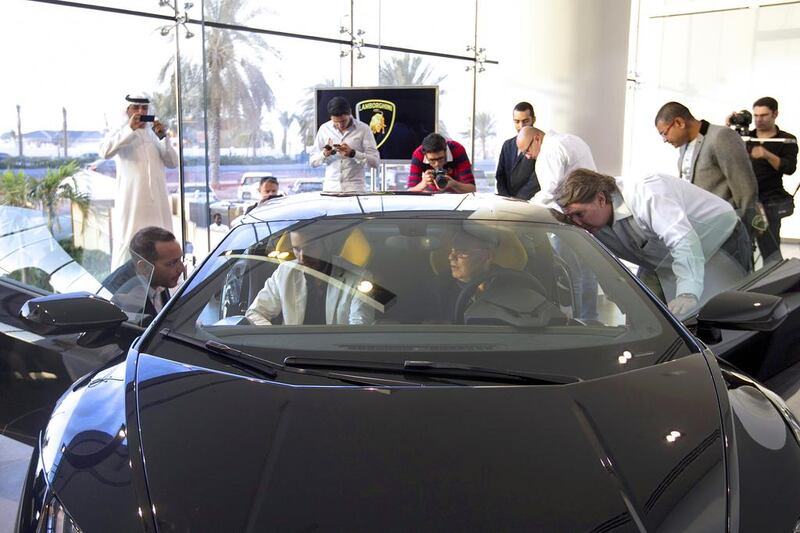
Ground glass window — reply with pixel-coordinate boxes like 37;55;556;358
0;2;177;302
203;0;351;41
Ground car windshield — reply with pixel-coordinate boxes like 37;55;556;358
153;213;697;379
242;176;267;186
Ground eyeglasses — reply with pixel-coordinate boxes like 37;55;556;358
449;248;486;259
658;119;676;140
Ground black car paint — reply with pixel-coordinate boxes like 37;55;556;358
9;193;800;531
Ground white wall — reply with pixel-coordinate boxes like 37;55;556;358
481;0;632;175
623;0;800;237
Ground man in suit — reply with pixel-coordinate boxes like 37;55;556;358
495;102;539;199
102;226;185;317
654;101;758;232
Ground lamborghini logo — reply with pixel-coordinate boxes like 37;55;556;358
356;99;396;149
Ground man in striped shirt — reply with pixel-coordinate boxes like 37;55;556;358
407;133;476;193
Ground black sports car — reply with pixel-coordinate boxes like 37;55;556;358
13;193;800;532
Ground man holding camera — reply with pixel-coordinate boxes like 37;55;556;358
728;97;798;262
100;93;178;269
310;96;380;193
407;133;476;193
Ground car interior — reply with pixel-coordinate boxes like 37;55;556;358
206;218;583;328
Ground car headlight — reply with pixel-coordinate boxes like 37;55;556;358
43;497;82;533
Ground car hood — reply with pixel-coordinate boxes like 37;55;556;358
135;352;727;532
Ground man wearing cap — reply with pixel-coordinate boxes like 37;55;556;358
100;93;178;269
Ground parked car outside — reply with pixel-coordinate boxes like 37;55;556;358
237;172;275;201
289;177;324;195
12;192;800;532
84;158;116;178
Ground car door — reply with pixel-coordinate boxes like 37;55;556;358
0;206;147;444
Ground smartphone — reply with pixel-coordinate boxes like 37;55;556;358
140;115;156;122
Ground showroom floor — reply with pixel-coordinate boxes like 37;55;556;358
2;241;800;533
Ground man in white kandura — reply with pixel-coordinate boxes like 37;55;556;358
100;93;178;269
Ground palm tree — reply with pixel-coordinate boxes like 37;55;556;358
277;111;295;157
160;0;278;186
28;161;90;234
379;55;446;87
379;54;449;137
460;112;496;160
297;80;335;149
0;169;33;207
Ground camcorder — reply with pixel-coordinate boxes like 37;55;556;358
729;110;752;137
433;169;449;189
139;115;156;123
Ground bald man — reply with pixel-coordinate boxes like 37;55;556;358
516;126;596;209
517;125;598;320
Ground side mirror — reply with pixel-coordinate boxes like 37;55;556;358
696;290;787;344
20;292;128;335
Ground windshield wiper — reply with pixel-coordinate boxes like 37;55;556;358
283;357;580;385
160;329;405;386
161;328;278;380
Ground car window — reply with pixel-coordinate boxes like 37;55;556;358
154;216;697;380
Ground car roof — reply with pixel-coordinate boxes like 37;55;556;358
241;172;274;180
242;192;566;224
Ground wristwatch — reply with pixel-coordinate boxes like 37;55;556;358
348;149;356;158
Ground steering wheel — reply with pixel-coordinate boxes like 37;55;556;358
454;270;548;323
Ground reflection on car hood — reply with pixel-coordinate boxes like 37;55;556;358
135;352;726;531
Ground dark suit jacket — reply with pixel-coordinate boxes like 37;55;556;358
495;136;539;199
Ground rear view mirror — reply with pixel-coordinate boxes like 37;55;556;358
696;290;787;344
20;292;128;335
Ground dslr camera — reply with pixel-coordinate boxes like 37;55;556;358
729;109;752;137
433;169;449;189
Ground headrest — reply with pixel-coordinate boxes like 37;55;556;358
491;231;527;271
267;227;371;267
339;227;371;267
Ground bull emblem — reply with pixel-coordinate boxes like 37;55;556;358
370;111;386;135
356;99;396;149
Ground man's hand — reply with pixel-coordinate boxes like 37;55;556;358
336;142;355;158
422;169;436;188
128;113;146;130
668;293;698;315
750;145;771;160
323;138;334;157
724;112;734;127
152;119;169;140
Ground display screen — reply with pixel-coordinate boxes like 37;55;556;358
315;87;438;162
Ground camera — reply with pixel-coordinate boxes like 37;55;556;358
729;109;752;137
139;114;156;123
433;169;449;189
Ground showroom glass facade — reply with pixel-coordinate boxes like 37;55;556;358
0;0;498;296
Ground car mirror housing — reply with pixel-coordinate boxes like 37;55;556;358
20;291;128;335
696;290;787;343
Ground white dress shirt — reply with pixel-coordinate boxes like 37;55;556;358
309;118;380;193
597;173;738;298
531;130;596;209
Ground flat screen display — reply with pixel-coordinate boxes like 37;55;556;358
315;86;438;163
